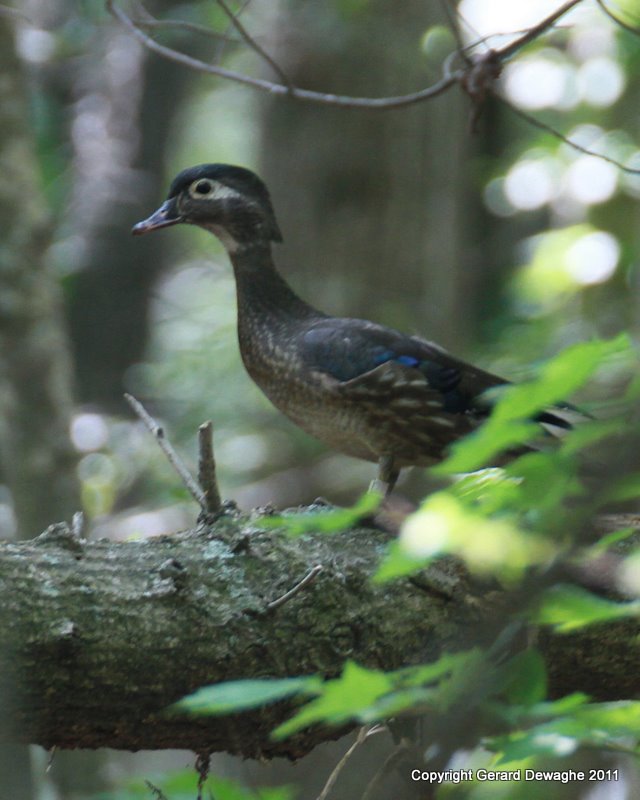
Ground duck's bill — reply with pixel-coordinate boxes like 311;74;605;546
132;199;182;235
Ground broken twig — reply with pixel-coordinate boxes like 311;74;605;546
266;564;323;611
198;421;222;515
124;393;205;509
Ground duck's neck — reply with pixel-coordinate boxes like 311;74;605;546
229;242;319;323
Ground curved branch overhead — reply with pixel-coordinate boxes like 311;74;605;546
106;0;640;175
106;0;459;109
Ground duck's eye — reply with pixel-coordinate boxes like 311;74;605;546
192;179;213;196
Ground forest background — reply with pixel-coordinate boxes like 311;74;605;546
2;0;640;798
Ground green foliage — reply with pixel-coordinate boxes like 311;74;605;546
489;696;640;764
166;335;640;793
173;651;482;738
501;650;547;707
171;676;322;716
257;491;381;536
376;491;556;584
535;584;640;632
207;777;294;800
272;661;395;739
587;525;636;553
512;225;606;313
376;336;638;585
91;772;293;800
435;335;630;475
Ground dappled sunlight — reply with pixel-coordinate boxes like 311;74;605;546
514;226;621;312
400;492;554;582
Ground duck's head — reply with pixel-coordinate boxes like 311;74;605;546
132;164;282;252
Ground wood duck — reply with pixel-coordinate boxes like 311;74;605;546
132;164;573;493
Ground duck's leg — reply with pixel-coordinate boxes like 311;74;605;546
369;454;400;496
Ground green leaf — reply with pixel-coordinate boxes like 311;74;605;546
505;451;582;511
450;468;523;513
378;493;554;584
536;584;640;632
433;420;539;475
258;491;382;536
171;676;321;716
435;335;630;475
575;700;640;737
502;650;547;707
93;770;287;800
272;661;392;739
373;539;431;583
559;418;625;456
589;526;637;553
624;372;640;402
490;699;640;765
208;777;294;800
398;651;477;688
602;472;640;503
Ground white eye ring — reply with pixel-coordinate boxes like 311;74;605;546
189;179;215;198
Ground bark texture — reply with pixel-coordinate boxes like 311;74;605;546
1;510;639;758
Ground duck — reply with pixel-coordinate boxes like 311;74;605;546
132;163;574;493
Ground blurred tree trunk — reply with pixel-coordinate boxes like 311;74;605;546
60;1;208;410
0;12;79;542
258;1;481;353
0;8;82;800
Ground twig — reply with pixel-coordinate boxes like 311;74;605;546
499;97;640;175
71;511;85;540
595;0;640;36
109;0;638;175
497;0;583;60
198;421;222;515
195;752;211;800
124;393;205;509
361;739;411;800
213;0;252;64
108;0;592;116
215;0;294;88
316;726;370;800
45;747;57;773
106;0;460;109
440;0;469;64
266;564;323;612
133;15;240;43
130;0;239;41
145;781;169;800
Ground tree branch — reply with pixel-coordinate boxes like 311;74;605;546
107;0;583;111
497;98;640;176
124;393;205;509
214;0;294;88
106;0;460;109
106;0;640;175
130;2;240;43
2;513;640;756
198;421;222;516
497;0;582;61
